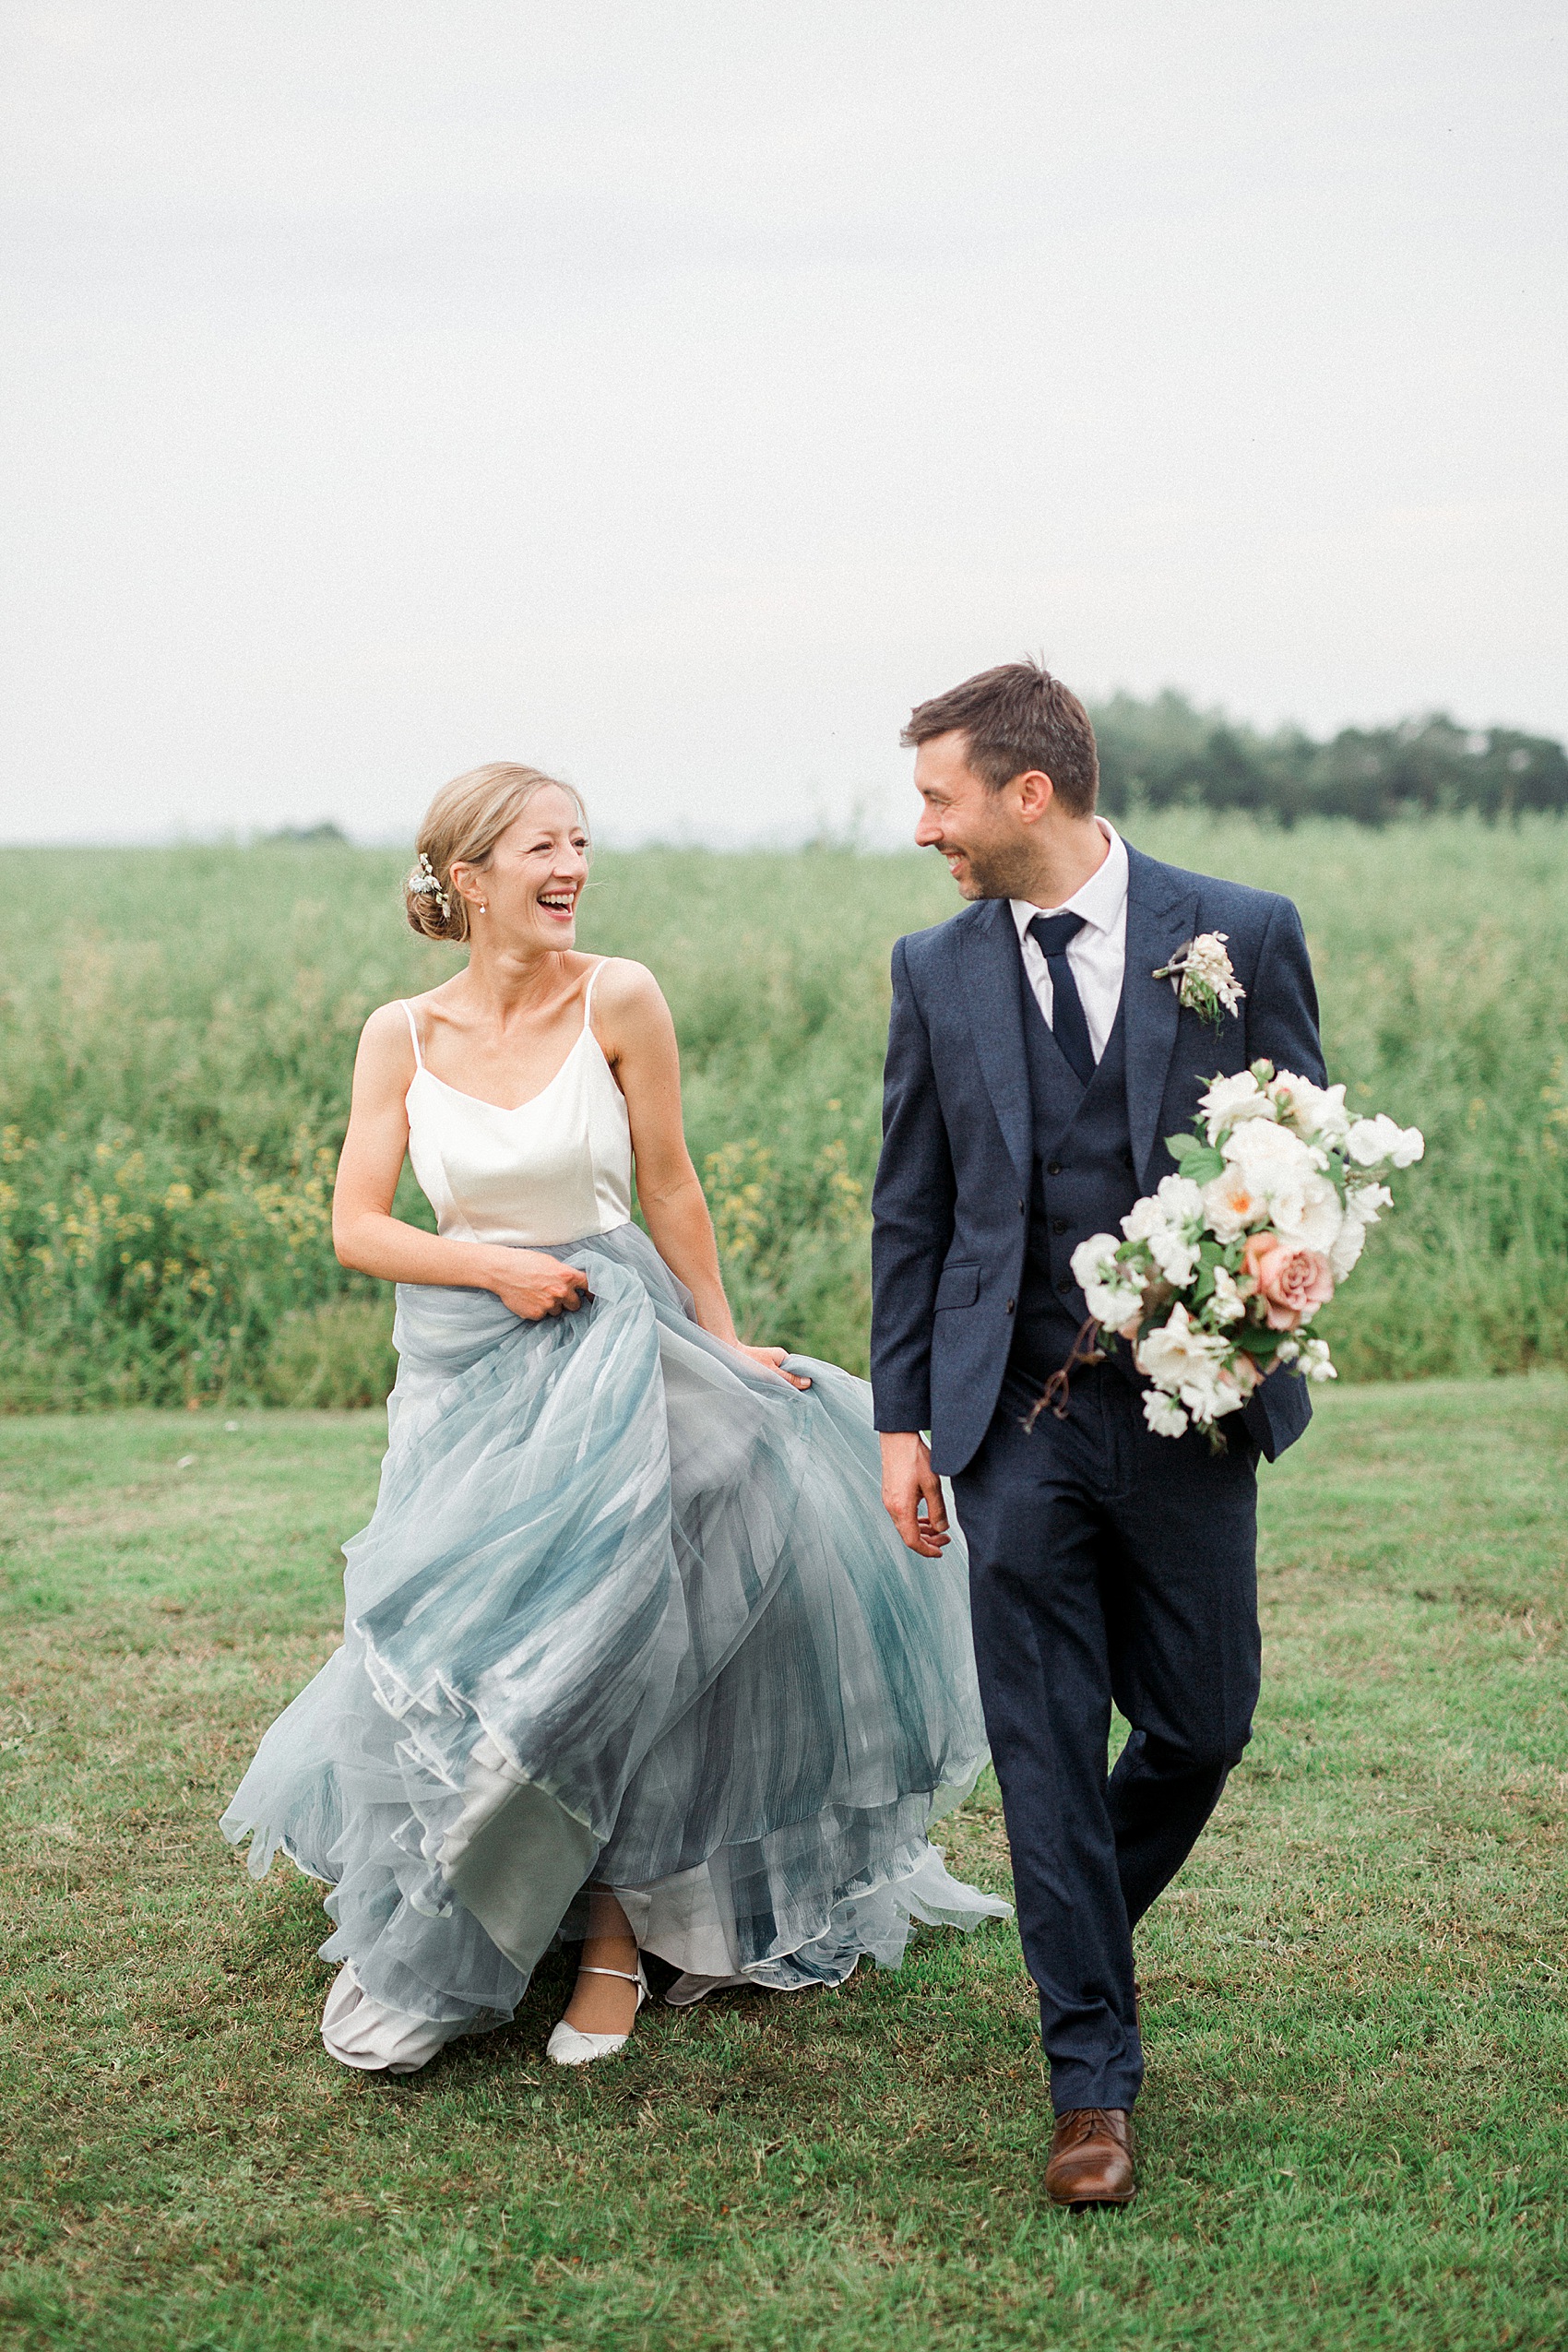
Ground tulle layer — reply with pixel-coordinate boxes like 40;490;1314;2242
221;1223;1006;2024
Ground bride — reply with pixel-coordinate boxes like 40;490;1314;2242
222;761;1005;2073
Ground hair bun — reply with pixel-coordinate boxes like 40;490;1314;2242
404;851;459;940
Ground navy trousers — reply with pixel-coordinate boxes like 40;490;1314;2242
953;1363;1262;2114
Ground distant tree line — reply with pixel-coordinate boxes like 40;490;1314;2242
1088;693;1568;826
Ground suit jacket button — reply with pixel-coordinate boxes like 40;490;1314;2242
1046;1160;1063;1176
1056;1277;1073;1294
1051;1218;1067;1235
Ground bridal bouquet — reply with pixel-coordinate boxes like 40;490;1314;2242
1070;1063;1424;1439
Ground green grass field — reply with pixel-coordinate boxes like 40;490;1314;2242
3;814;1566;1406
3;1375;1564;2350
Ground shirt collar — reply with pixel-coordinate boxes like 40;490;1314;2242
1010;818;1129;944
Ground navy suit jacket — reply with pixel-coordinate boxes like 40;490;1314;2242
870;843;1326;1477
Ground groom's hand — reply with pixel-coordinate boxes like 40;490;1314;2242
879;1431;951;1558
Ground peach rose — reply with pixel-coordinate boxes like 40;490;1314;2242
1239;1232;1335;1331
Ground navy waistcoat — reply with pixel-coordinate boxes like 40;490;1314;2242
1011;953;1142;1384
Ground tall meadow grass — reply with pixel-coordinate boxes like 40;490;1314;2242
1;817;1562;1405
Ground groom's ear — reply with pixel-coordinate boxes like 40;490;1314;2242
1012;769;1056;826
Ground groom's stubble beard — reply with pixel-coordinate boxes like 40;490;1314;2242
944;828;1041;903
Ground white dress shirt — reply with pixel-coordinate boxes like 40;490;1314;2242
1009;819;1129;1064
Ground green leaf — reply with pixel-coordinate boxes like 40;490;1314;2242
1181;1147;1225;1187
1167;1132;1202;1160
1241;1326;1289;1360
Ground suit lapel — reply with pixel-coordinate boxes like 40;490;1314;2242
1123;846;1200;1186
958;898;1032;1187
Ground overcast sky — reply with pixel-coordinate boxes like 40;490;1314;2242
2;2;1562;846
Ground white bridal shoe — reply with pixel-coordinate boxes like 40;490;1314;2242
320;1962;474;2075
546;1960;649;2066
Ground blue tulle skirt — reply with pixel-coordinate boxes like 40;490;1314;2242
221;1224;1007;2025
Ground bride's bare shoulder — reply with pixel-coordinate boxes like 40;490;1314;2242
362;980;459;1036
583;956;673;1060
354;995;431;1080
585;955;665;1014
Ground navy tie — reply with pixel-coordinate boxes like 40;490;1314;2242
1028;911;1096;1086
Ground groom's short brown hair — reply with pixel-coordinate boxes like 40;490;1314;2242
901;659;1099;816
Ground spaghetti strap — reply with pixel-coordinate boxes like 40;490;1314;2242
400;1000;426;1071
581;958;608;1032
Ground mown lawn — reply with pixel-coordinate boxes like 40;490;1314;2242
2;1375;1565;2350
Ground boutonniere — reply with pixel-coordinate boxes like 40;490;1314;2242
1152;932;1245;1028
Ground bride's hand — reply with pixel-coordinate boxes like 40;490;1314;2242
484;1249;592;1322
738;1343;811;1392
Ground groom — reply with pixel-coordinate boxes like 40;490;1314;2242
871;660;1324;2207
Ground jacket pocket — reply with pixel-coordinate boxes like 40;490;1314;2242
934;1261;980;1312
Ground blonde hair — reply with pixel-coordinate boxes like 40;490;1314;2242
404;763;588;944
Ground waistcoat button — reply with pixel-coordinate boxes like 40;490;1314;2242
1056;1277;1073;1294
1051;1218;1067;1235
1046;1159;1063;1176
1004;1298;1015;1313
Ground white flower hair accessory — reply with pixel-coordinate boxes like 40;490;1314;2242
1152;932;1245;1028
407;851;451;921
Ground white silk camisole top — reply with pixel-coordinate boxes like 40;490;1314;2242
401;961;633;1248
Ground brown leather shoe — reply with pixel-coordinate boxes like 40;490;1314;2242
1044;2108;1135;2207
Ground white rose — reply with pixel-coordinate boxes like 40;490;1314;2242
1203;1164;1270;1242
1265;1170;1344;1254
1273;1073;1349;1147
1142;1390;1190;1439
1346;1113;1424;1170
1208;1266;1247;1324
1298;1336;1337;1382
1197;1069;1277;1145
1221;1120;1320;1182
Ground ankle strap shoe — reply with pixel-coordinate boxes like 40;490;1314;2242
546;1959;648;2067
